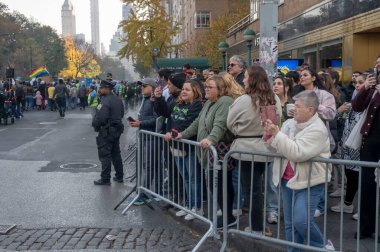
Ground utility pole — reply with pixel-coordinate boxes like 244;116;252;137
259;0;278;86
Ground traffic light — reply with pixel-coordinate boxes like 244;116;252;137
5;67;14;79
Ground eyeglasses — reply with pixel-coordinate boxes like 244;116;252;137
205;85;217;90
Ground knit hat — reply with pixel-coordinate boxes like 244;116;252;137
169;73;186;90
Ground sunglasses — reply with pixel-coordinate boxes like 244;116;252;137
229;63;237;67
141;84;148;87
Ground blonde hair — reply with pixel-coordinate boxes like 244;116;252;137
218;72;244;99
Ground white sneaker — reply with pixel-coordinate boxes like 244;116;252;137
233;209;242;216
352;212;358;221
176;209;187;217
330;202;354;213
267;212;278;224
217;209;222;216
329;188;345;198
324;239;335;250
314;209;324;217
184;208;204;221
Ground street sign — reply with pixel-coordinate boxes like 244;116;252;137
153;47;159;56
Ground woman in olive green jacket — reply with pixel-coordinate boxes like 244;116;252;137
176;75;236;228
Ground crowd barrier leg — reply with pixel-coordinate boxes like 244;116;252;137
120;130;220;251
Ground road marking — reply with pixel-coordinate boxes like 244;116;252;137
65;114;92;119
40;122;57;125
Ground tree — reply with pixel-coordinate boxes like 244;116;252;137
97;56;126;81
60;37;100;79
0;4;66;79
118;0;183;74
190;4;249;68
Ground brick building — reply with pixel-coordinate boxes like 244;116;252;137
226;0;380;82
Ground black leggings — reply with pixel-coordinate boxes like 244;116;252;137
240;161;265;232
344;168;358;204
209;169;234;222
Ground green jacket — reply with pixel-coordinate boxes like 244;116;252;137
181;96;234;168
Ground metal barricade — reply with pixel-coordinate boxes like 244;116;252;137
220;150;380;252
121;130;220;251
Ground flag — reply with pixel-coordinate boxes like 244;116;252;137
29;66;49;79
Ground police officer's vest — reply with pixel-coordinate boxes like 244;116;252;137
88;90;99;108
118;85;124;97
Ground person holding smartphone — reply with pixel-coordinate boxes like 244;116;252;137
163;80;203;220
128;78;159;205
351;57;380;240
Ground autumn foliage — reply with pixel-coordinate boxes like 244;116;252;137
59;37;100;79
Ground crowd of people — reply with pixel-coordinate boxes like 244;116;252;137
0;76;141;123
125;56;380;251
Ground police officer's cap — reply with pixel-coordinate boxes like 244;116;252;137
100;80;114;89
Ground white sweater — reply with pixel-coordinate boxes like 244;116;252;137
268;113;331;190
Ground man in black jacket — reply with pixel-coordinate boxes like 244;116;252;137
92;80;124;185
54;79;69;117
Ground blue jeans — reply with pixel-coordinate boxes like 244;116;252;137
281;179;325;252
175;150;201;209
266;163;278;214
232;166;244;210
70;97;77;109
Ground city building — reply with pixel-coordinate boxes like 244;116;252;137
61;0;76;37
166;0;184;58
90;0;100;55
180;0;248;57
226;0;380;82
74;33;86;43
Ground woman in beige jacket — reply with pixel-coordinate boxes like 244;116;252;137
227;65;282;234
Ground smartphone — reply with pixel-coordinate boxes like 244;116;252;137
171;129;178;138
127;116;135;122
369;67;379;85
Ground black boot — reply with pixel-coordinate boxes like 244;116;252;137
94;179;111;185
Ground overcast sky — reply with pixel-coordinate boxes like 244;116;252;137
1;0;124;52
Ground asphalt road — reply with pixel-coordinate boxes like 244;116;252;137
0;105;184;230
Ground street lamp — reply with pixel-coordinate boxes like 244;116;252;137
218;41;229;71
243;28;256;66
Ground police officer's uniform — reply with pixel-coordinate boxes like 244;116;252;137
92;80;125;185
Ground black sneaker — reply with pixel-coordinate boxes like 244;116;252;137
94;179;111;185
217;216;237;230
113;177;123;183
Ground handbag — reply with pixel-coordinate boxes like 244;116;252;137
344;108;368;150
260;105;278;141
203;103;234;170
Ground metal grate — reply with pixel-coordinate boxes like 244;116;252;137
0;225;16;235
59;163;98;170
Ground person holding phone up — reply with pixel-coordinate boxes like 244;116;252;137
351;56;380;240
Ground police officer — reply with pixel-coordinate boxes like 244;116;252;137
92;80;125;185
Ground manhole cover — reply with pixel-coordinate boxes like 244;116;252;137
60;163;98;169
0;224;16;234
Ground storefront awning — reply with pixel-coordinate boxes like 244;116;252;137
156;58;209;70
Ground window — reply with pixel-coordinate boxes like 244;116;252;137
194;12;210;28
250;0;258;21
